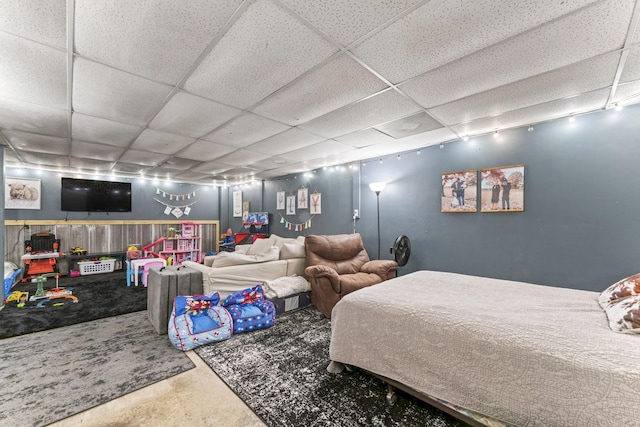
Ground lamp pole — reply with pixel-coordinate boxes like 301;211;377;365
375;190;381;259
369;182;386;260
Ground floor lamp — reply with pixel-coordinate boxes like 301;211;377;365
369;182;386;259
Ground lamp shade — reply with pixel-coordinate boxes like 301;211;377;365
369;182;386;193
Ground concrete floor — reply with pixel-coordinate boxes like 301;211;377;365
49;351;266;427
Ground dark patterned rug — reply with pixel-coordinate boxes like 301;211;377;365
0;271;146;338
195;306;469;427
0;310;194;427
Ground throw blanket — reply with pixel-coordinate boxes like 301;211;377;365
263;275;310;299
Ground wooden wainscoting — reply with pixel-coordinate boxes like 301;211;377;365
4;220;219;275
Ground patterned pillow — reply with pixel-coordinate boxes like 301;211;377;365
600;273;640;333
599;273;640;308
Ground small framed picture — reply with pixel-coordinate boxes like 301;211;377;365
310;192;321;215
441;170;477;212
286;195;296;215
5;177;42;210
298;188;308;209
480;164;525;212
276;191;285;210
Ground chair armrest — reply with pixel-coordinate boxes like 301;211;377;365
305;265;341;293
361;260;398;279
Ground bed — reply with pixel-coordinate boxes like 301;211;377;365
328;270;640;426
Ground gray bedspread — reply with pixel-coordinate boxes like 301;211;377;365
329;270;640;426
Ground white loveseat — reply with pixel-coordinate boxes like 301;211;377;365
182;234;306;299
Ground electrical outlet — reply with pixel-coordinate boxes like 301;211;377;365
353;209;359;218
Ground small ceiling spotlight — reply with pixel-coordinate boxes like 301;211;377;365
528;125;534;132
462;135;469;141
568;115;575;122
379;159;383;164
363;162;367;167
615;103;623;112
397;154;401;160
439;143;444;149
417;149;421;155
493;130;500;138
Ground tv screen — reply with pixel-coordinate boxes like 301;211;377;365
61;178;132;212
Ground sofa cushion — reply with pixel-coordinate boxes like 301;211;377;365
280;242;305;259
246;235;277;255
213;246;279;268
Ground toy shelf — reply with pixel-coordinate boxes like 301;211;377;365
155;222;203;265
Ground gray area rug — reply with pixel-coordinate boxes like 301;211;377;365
195;306;467;427
0;310;194;427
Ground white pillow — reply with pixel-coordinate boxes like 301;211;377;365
280;243;305;259
213;246;280;268
246;236;277;255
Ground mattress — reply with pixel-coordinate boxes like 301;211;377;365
329;270;640;426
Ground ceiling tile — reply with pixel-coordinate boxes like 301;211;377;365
247;128;325;155
19;152;69;168
216;149;271;166
119;149;167;167
72;113;143;147
0;0;66;48
159;157;203;170
74;0;242;84
280;140;353;162
373;111;443;138
183;0;338;108
335;128;396;148
352;0;602;83
620;46;640;83
192;161;232;174
112;162;148;174
172;171;214;182
280;0;423;46
298;89;421;138
612;80;640;105
399;0;634;108
149;91;241;138
252;53;388;125
4;130;69;155
217;166;259;178
0;33;67;109
73;58;173;126
71;141;124;161
70;157;114;171
177;139;236;162
203;112;290;148
367;126;458;154
429;52;620;125
130;128;196;155
0;97;68;137
450;88;610;137
248;156;293;170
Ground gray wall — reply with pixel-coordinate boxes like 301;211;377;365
359;104;640;292
4;104;639;292
3;170;220;221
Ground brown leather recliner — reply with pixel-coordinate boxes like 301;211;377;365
304;233;398;318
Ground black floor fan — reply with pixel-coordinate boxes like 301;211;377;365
390;235;411;270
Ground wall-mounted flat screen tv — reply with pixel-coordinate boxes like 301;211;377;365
61;177;132;212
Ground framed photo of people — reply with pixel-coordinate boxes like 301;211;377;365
480;164;524;212
441;170;477;212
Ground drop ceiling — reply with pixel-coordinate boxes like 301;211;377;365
1;0;639;184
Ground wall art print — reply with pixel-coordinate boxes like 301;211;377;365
233;191;242;217
480;164;525;212
297;188;308;209
5;177;41;210
310;192;321;215
286;195;296;215
441;170;477;212
276;191;285;210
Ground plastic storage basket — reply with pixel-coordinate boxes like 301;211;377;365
78;259;116;275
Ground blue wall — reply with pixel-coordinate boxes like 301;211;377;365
4;104;639;292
